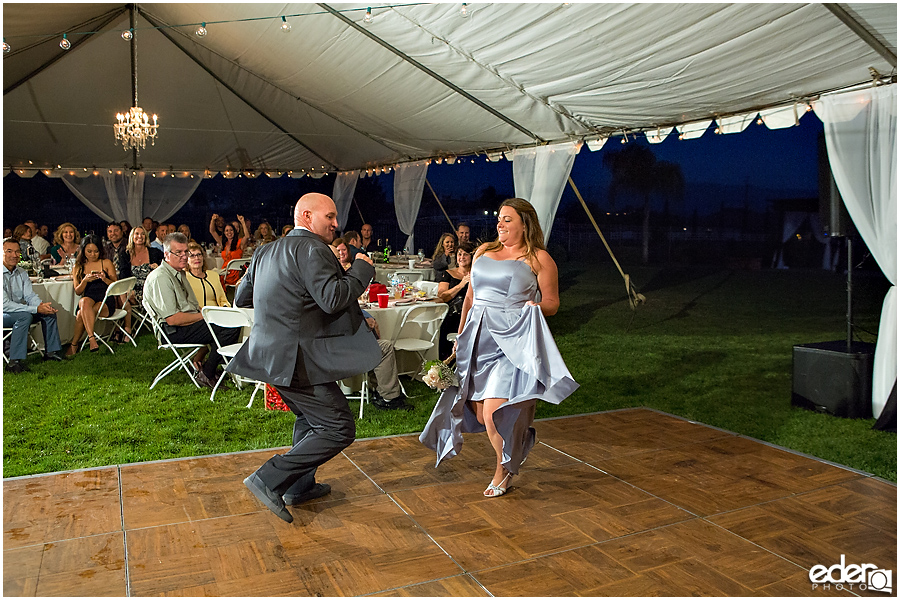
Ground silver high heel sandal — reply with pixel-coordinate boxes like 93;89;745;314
484;473;512;498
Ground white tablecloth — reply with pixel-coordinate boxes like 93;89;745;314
32;278;79;344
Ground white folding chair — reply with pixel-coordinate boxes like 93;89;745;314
390;304;449;378
413;280;439;296
201;306;263;406
391;269;423;282
81;277;137;354
143;300;205;389
2;323;42;364
339;374;371;419
221;258;250;287
129;300;152;338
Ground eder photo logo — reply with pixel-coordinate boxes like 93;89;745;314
809;555;892;593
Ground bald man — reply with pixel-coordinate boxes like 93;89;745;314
228;193;381;523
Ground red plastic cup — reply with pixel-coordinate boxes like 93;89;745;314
377;293;389;308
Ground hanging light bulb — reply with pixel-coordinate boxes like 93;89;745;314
364;7;374;23
3;38;10;54
280;16;291;32
59;33;71;50
459;3;470;18
122;29;133;41
195;23;207;37
756;117;763;125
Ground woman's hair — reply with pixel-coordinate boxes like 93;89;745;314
187;242;207;273
12;224;30;240
432;232;458;261
126;226;149;257
282;224;293;236
255;222;276;243
53;222;81;246
231;221;244;239
457;240;477;256
73;234;106;281
478;198;546;263
178;223;191;237
223;223;239;253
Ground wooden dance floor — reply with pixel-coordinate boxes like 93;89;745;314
4;408;896;596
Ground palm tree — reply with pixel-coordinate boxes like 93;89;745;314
603;144;684;264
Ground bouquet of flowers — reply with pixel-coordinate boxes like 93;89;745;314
421;357;457;390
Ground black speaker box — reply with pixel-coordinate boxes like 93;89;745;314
792;341;874;418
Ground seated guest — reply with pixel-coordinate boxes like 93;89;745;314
343;230;363;260
331;238;353;271
209;215;248;286
437;241;475;357
185;241;230;374
119;220;132;240
150;223;167;252
361;309;412;411
254;222;277;245
66;235;118;355
103;221;132;340
25;220;50;258
431;232;458;276
2;238;65;372
13;224;38;264
281;223;293;236
456;222;472;245
143;232;242;389
177;224;195;244
125;226;163;310
360;223;376;252
49;222;81;265
185;242;230;308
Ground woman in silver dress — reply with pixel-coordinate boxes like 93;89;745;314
420;198;578;497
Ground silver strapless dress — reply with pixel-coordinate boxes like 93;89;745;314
419;257;579;474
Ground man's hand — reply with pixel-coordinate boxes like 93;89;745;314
355;252;373;266
365;316;380;339
36;302;57;315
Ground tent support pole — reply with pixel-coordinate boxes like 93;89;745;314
425;179;457;232
568;176;645;310
824;4;896;68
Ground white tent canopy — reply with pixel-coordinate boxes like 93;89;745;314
3;3;896;176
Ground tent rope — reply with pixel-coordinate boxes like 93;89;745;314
425;178;457;232
568;176;646;310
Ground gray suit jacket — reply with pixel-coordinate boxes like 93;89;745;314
226;228;380;387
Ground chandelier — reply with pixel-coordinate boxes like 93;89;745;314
114;107;158;151
114;8;158;153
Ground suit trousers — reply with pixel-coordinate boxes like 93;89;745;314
3;311;62;360
370;338;401;400
255;375;356;496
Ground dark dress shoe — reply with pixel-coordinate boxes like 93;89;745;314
382;394;414;411
194;370;217;389
283;483;331;506
7;360;28;374
244;473;293;523
43;351;65;362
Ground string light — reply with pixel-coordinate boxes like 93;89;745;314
3;38;10;54
364;7;374;23
122;29;133;41
756;117;763;125
195;23;207;37
280;16;291;32
459;3;470;18
59;33;71;50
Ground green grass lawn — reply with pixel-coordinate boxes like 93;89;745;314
4;263;896;481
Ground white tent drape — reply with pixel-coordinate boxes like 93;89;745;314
393;160;429;253
814;84;897;419
512;142;581;244
332;170;360;231
774;212;832;270
62;172;201;226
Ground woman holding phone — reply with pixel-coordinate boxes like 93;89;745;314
65;235;118;355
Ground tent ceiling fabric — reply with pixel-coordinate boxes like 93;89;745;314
3;2;896;175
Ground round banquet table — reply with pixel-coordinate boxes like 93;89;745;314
31;277;80;344
363;300;449;374
372;264;435;285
